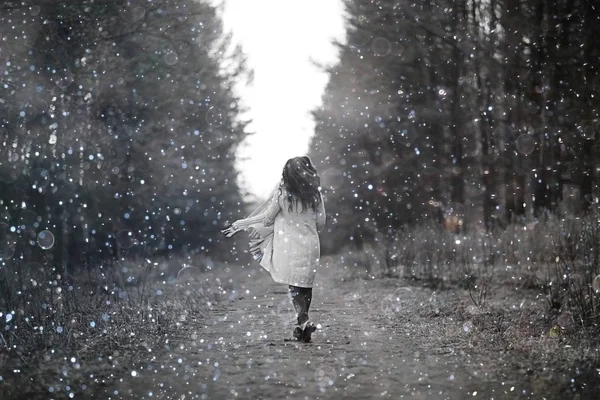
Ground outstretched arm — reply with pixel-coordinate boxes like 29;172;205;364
236;191;281;228
222;190;281;237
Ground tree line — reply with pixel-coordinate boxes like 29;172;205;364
309;0;600;252
0;0;250;272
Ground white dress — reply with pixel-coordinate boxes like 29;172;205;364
235;187;326;288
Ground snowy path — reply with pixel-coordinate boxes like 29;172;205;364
114;265;514;400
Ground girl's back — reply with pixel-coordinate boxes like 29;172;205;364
276;187;325;233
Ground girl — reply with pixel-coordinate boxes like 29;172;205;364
222;156;326;342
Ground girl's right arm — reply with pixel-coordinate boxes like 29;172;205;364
316;193;326;232
227;189;281;231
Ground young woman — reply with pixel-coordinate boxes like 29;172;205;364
222;156;326;342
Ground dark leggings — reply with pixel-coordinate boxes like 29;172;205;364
289;285;312;326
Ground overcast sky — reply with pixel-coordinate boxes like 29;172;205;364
221;0;346;200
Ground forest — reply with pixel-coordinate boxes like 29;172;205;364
0;0;251;271
310;0;600;323
311;0;600;248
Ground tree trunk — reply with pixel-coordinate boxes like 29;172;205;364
502;0;526;223
450;0;465;211
580;0;598;210
471;0;494;230
531;0;550;216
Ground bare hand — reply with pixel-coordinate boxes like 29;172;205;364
221;221;242;237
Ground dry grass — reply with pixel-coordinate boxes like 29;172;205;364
339;208;600;321
334;209;600;397
351;277;600;398
0;256;235;399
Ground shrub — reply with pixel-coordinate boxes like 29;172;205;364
547;206;600;330
0;256;214;398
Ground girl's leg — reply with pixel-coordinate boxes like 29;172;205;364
289;285;309;326
303;288;312;312
289;286;317;342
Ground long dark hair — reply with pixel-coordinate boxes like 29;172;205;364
281;156;321;212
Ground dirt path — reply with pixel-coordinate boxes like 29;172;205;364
108;263;534;400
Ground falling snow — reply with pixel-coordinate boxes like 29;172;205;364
0;0;599;399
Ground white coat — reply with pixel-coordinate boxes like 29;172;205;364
233;186;326;288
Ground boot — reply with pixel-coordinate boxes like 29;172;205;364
293;319;308;341
302;322;317;343
293;326;303;340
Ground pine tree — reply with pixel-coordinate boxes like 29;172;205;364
0;0;249;270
